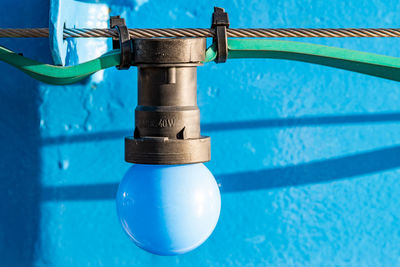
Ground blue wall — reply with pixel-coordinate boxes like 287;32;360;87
1;0;400;266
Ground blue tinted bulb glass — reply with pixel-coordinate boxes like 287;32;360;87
116;163;221;256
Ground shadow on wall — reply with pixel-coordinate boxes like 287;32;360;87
0;0;50;266
41;144;400;199
41;112;400;145
74;0;140;6
0;57;42;265
217;144;400;192
40;113;400;200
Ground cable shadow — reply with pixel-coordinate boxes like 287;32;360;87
41;112;400;146
201;112;400;131
217;144;400;193
41;144;400;200
42;183;117;201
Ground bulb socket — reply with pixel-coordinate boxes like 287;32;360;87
125;38;211;165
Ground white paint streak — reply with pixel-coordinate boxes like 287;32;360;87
245;235;266;244
134;0;149;11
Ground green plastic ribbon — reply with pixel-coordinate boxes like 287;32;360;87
2;39;400;84
205;39;400;81
0;46;120;85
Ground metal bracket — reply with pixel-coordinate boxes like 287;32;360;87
110;16;132;70
211;7;230;63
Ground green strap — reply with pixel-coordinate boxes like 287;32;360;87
2;39;400;84
0;46;120;85
205;39;400;82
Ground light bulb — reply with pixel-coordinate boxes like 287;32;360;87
116;163;221;255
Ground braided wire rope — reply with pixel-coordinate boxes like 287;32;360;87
2;28;400;38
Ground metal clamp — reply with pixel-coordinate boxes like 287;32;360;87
110;16;132;70
211;7;230;63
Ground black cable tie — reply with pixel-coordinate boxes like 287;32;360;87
110;16;132;70
211;7;230;63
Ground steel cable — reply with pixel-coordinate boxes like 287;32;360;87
2;28;400;38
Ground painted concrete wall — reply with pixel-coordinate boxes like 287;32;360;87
1;0;400;266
